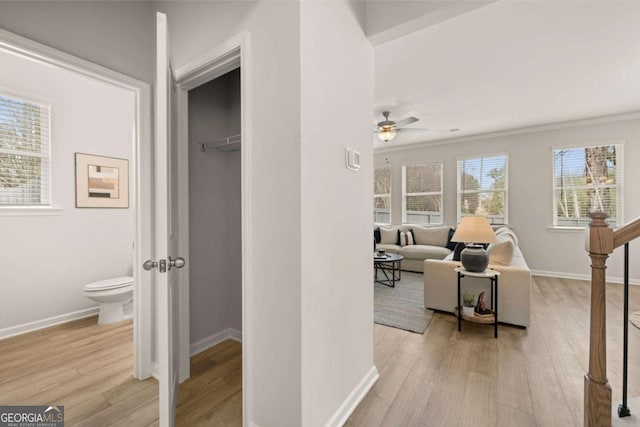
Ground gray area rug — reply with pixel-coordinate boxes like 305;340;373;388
374;271;433;334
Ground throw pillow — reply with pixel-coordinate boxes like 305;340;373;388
374;227;381;244
379;227;397;245
397;229;402;245
446;228;456;250
495;227;518;247
412;225;450;246
453;242;466;261
487;238;514;265
406;230;415;246
399;231;407;247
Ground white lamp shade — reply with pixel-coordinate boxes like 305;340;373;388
451;216;497;244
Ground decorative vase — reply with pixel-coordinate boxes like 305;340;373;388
462;306;475;317
460;244;488;272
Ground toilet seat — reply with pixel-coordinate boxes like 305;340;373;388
84;276;133;292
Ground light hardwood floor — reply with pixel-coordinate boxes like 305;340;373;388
1;276;638;426
0;317;242;426
347;276;640;427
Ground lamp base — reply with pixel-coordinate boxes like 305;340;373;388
460;244;489;272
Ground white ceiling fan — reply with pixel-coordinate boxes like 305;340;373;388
374;111;459;142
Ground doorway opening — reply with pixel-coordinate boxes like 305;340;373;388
174;66;243;425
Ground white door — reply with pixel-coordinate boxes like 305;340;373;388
154;11;183;427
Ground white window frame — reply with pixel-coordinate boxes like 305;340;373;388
402;162;443;225
0;90;53;213
551;142;623;229
374;166;392;225
457;153;509;225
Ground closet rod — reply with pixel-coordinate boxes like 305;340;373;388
200;134;241;152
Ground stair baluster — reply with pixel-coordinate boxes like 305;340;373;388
618;242;631;418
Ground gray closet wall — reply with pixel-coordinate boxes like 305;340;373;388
188;68;242;345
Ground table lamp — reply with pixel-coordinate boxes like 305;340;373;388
451;216;497;272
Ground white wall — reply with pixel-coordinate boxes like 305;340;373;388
375;116;640;282
153;2;303;425
300;1;374;425
0;1;153;83
0;47;136;331
188;69;241;345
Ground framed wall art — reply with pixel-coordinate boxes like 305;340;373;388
75;153;129;208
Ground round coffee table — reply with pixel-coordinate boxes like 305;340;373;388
374;253;403;287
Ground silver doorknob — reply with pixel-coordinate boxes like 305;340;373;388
143;259;158;271
168;256;185;270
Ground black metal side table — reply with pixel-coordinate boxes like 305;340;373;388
455;267;500;338
374;253;403;287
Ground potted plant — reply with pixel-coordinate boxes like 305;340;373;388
462;293;475;317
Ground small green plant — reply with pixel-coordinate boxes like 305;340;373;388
462;293;475;307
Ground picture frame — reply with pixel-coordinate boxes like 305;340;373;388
75;153;129;208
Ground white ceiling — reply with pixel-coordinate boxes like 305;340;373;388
373;0;640;149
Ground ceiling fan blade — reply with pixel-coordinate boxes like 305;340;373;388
396;128;430;133
394;116;419;127
397;127;461;134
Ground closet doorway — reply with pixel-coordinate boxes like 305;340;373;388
173;39;248;425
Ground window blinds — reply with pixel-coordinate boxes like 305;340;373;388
0;94;50;206
553;144;621;227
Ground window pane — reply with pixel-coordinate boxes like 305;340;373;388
374;196;390;223
461;191;506;224
374;168;391;195
0;94;50;206
406;164;441;193
403;163;443;224
553;145;620;227
458;155;507;223
0;153;45;205
405;194;442;224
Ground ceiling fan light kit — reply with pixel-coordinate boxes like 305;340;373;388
378;126;397;142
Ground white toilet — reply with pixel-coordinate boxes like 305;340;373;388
83;276;134;325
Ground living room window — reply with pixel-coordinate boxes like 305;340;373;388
553;143;622;228
402;162;443;224
374;167;391;224
0;93;51;207
457;154;508;224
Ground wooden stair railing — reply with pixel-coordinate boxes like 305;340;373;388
585;213;640;426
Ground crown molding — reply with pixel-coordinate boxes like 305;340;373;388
374;111;640;154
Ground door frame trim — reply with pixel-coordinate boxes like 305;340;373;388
0;27;153;379
174;31;252;424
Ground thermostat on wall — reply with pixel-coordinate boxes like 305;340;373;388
345;148;360;171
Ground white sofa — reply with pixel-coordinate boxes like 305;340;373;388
423;227;531;327
375;225;453;273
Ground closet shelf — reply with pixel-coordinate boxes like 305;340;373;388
200;134;241;152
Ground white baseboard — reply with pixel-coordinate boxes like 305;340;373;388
190;328;242;357
325;365;379;427
532;270;640;285
0;306;99;340
152;362;159;380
